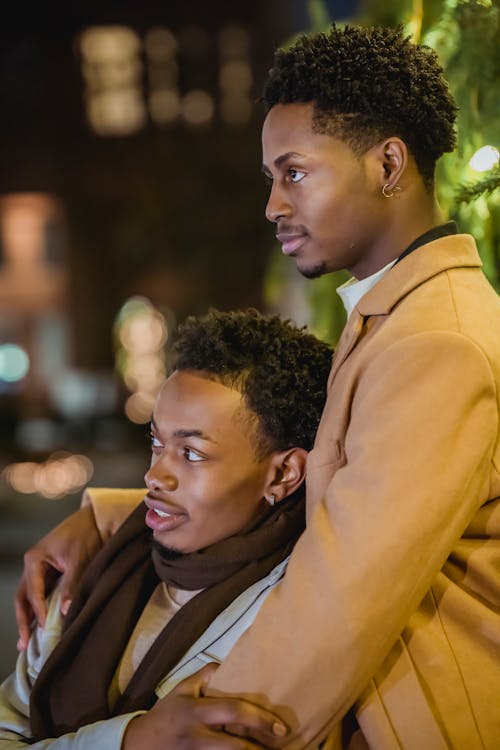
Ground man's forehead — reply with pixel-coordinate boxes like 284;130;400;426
263;101;315;140
156;370;246;426
262;102;343;168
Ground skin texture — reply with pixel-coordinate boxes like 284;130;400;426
144;370;292;553
262;102;440;279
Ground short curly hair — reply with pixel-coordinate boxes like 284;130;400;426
262;24;457;186
171;308;332;456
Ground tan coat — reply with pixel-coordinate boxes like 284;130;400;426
208;234;500;749
89;235;500;749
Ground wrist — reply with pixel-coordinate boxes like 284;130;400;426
121;712;147;750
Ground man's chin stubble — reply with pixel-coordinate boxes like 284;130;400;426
151;538;184;560
298;262;328;279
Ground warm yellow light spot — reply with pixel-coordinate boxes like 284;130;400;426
125;391;156;424
182;90;214;126
2;454;93;498
79;25;146;136
149;89;181;124
219;61;252;92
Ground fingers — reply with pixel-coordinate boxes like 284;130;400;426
155;667;288;749
58;571;80;616
193;698;288;743
173;662;220;698
14;577;34;651
22;554;57;628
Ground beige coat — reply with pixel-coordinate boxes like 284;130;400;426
89;235;500;749
208;234;500;749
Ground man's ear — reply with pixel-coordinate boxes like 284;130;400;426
264;447;308;503
371;136;408;192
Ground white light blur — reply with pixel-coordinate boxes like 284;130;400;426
123;355;165;392
0;344;30;382
119;311;167;354
469;145;500;172
114;297;169;425
2;453;94;499
80;26;141;62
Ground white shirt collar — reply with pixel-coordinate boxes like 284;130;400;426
336;259;398;318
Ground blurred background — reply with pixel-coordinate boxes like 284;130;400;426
0;0;498;678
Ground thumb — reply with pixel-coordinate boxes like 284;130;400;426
172;662;220;698
58;573;78;616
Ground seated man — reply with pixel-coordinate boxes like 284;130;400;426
0;308;333;749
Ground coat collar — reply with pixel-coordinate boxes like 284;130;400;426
328;234;481;386
356;234;481;317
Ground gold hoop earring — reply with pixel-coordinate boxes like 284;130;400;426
382;184;401;198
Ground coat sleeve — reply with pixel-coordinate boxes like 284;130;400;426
81;488;145;541
206;330;498;749
0;591;144;749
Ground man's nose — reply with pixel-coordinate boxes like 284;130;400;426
144;459;178;492
265;182;291;223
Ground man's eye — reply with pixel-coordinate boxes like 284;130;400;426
288;168;306;183
150;434;163;451
184;447;205;462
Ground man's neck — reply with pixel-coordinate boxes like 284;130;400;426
350;193;444;280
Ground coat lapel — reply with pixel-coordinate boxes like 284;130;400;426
328;308;364;387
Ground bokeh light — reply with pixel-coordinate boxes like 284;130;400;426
469;145;500;172
0;344;30;382
181;90;215;127
114;297;169;424
2;453;94;499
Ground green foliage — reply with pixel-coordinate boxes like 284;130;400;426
427;1;500;292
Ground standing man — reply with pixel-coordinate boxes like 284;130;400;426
207;24;500;749
16;25;500;749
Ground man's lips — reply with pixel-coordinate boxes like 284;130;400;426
276;232;307;256
144;496;188;533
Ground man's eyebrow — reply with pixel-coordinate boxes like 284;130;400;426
173;428;218;444
150;418;218;443
262;151;306;175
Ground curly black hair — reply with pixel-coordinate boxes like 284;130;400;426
262;24;457;186
171;308;332;456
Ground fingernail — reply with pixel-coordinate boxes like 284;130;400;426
61;600;71;616
272;721;287;737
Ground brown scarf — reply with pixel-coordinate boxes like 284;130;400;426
30;495;305;740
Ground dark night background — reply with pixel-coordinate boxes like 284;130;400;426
0;0;355;677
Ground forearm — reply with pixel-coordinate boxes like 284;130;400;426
0;714;142;750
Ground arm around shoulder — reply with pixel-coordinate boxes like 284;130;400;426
208;330;499;747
